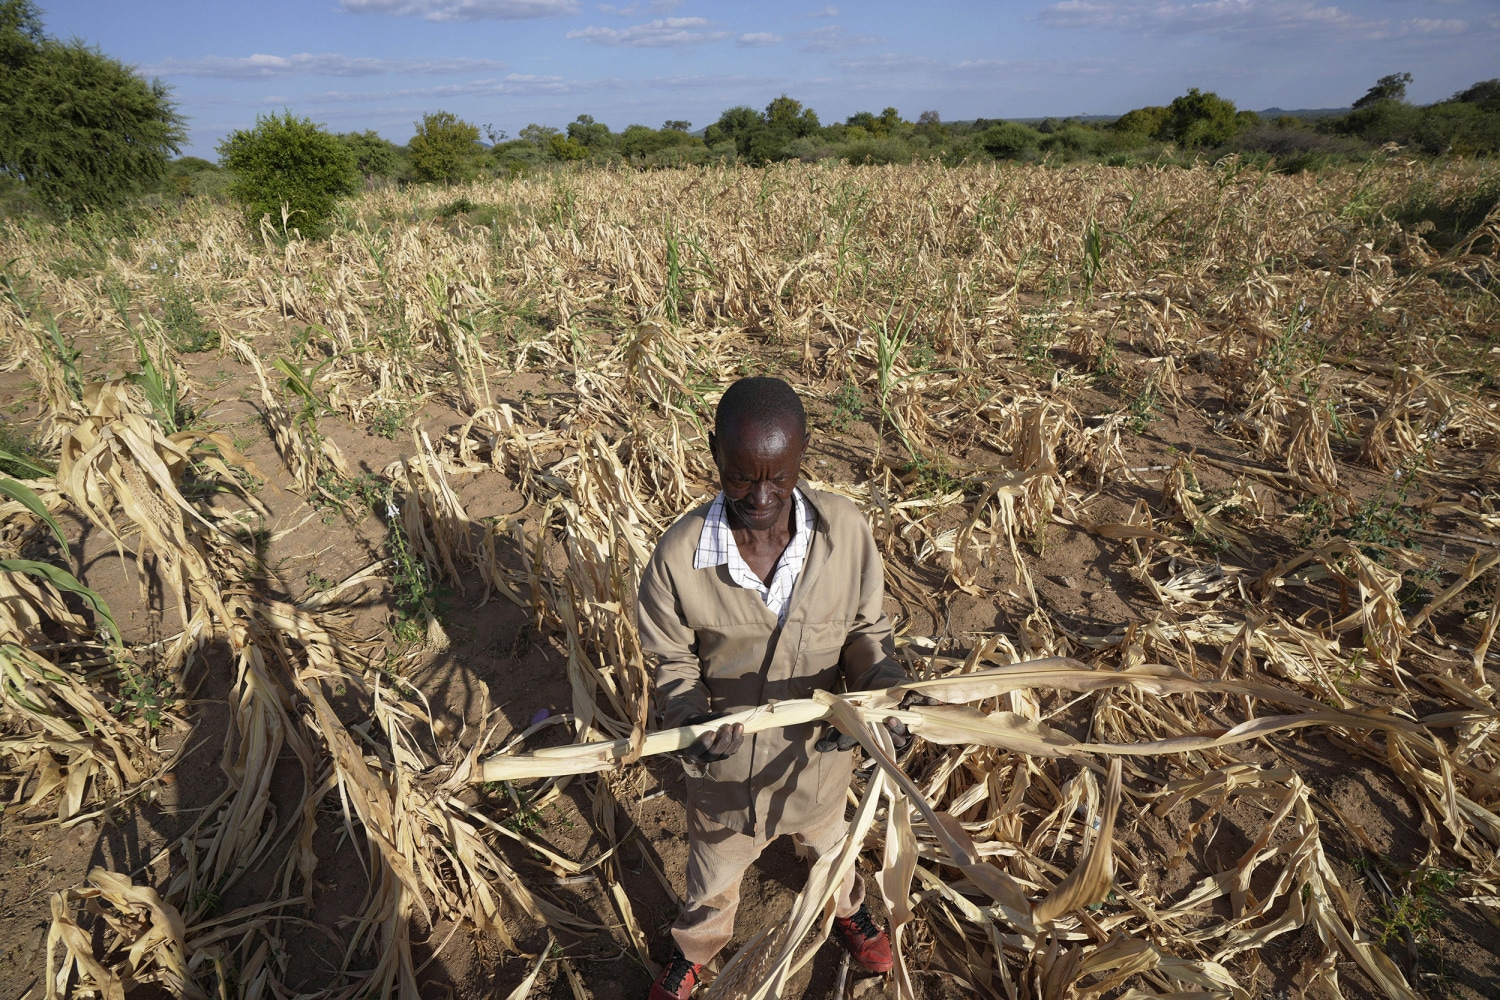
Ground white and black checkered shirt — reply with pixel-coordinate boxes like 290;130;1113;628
693;489;816;625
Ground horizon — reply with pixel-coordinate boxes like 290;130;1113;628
39;0;1500;159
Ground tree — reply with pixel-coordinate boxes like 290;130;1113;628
1111;105;1170;138
1450;79;1500;112
407;111;484;184
978;122;1040;159
338;130;402;178
547;134;588;161
764;95;820;137
704;106;761;148
0;0;186;215
566;114;612;150
662;120;692;133
1164;88;1242;146
1353;72;1412;110
519;123;560;147
218;111;358;239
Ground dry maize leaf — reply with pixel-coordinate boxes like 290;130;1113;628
1034;759;1121;924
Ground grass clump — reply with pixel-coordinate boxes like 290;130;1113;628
0;418;52;478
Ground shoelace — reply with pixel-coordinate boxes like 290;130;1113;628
660;955;699;991
844;907;882;940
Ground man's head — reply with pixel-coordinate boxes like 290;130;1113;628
710;377;809;533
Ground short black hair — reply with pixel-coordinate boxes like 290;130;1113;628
715;377;806;440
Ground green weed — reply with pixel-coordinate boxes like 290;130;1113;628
0;420;52;479
828;379;865;434
371;404;410;440
159;285;215;353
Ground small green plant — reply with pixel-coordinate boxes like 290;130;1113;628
1123;379;1161;434
0;419;52;479
1357;860;1462;953
114;663;172;734
371;404;410;440
159;285;214;353
1081;219;1105;298
1291;494;1340;549
1016;313;1057;375
127;327;188;433
828;378;865;434
218;111;360;240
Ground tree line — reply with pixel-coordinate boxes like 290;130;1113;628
2;0;1497;231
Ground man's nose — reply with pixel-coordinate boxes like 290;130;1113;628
748;482;775;507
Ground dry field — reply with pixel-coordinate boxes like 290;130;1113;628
1;158;1498;1000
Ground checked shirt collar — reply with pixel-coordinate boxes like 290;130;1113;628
693;488;816;625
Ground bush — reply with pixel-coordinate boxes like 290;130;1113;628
0;0;186;216
1165;88;1243;147
977;122;1041;159
839;137;913;165
218;111;359;240
406;111;484;184
338;130;403;179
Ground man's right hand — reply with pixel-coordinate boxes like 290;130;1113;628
679;713;745;764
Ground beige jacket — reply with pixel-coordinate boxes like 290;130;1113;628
637;484;906;837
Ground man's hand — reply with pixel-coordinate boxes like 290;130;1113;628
678;713;744;765
817;690;941;753
883;690;940;751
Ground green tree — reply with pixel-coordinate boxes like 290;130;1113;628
547;134;588;161
1164;88;1243;146
566;114;612;150
338;130;402;178
406;111;483;184
978;122;1041;159
662;119;692;132
764;95;820;138
1353;72;1412;110
218;111;358;239
1450;79;1500;112
0;0;185;215
1111;105;1169;138
519;123;560;147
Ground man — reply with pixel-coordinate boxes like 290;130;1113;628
637;377;921;1000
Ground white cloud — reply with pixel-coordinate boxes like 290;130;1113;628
566;16;730;46
801;5;840;16
737;31;784;46
1401;17;1466;33
340;0;578;21
597;0;682;13
149;53;509;78
1037;0;1389;40
831;52;935;72
796;24;881;51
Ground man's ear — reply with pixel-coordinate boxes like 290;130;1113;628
708;431;720;465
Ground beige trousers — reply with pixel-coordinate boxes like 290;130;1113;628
672;803;864;965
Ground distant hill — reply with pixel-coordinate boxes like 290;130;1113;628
1255;107;1349;120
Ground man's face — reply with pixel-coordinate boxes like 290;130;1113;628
710;415;809;533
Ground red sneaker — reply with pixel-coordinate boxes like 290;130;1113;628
648;951;705;1000
833;905;893;973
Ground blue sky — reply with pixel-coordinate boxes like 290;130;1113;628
41;0;1500;157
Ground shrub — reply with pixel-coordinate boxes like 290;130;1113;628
1165;88;1243;147
406;111;484;184
338;130;403;179
0;0;186;216
978;122;1041;159
839;137;913;165
218;111;359;240
1111;106;1169;138
547;134;588;162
